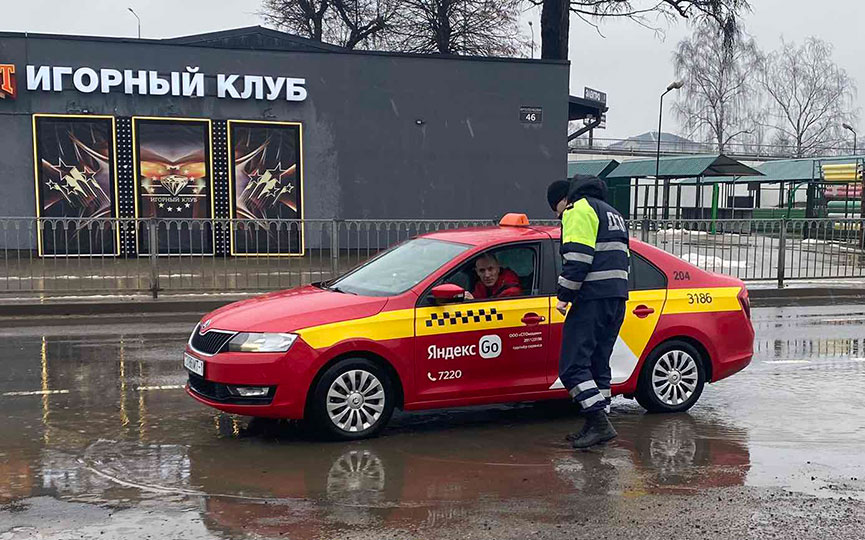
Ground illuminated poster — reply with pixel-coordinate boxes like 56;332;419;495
133;117;213;254
228;120;304;255
33;115;118;256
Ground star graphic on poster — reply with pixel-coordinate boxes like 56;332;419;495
82;166;98;185
167;206;173;212
246;168;262;180
158;203;165;208
265;162;290;181
184;203;190;208
53;158;77;182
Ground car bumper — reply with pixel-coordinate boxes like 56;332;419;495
711;316;754;382
712;351;752;382
184;340;319;420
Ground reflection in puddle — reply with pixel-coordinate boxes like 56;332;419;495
756;337;865;360
4;309;864;538
17;409;742;539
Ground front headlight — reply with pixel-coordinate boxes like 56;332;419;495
228;332;298;353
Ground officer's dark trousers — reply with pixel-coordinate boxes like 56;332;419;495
559;297;627;413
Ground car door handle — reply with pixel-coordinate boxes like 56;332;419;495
633;305;655;319
521;313;546;325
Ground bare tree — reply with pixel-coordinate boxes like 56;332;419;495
672;21;762;153
260;0;400;49
388;0;529;56
332;0;401;49
261;0;330;42
529;0;750;61
761;38;859;157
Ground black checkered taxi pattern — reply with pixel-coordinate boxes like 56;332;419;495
426;308;505;327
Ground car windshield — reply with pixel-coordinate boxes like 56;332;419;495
327;238;470;297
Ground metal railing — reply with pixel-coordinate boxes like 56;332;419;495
631;218;865;286
0;218;494;297
1;217;863;296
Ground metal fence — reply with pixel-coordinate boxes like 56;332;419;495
1;217;863;296
0;218;494;297
631;218;865;286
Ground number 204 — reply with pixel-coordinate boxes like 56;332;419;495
687;292;713;305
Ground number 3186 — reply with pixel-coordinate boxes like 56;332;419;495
688;292;713;305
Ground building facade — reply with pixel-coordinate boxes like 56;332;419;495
0;27;568;255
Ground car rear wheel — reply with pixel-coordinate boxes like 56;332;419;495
310;358;395;440
636;340;706;413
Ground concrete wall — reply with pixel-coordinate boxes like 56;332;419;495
0;33;569;220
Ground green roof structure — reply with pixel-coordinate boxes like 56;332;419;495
676;154;865;185
567;159;620;178
604;154;762;180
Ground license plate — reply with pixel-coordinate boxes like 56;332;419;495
184;353;204;377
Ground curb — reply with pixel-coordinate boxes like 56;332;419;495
0;298;240;318
749;287;865;307
1;288;865;318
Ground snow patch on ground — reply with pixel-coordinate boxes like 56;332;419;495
679;253;748;269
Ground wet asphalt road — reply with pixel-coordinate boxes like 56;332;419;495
1;305;865;539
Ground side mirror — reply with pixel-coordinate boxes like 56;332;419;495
431;283;466;303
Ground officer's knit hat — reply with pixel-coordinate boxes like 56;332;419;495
547;180;570;211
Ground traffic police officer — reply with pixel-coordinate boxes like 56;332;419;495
547;174;629;448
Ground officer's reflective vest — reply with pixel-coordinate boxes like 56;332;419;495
558;197;630;302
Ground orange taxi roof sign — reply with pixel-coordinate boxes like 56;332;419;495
499;213;530;227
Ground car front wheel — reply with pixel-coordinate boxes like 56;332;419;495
310;358;395;440
636;340;706;413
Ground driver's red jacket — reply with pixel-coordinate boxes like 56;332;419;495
472;268;522;299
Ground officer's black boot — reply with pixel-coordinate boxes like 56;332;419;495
565;417;590;443
570;410;617;449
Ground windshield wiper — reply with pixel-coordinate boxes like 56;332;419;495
328;285;357;295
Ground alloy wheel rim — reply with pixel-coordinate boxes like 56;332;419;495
326;450;386;500
326;369;385;432
651;350;698;406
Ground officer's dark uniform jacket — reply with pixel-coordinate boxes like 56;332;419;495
556;175;630;413
557;177;630;303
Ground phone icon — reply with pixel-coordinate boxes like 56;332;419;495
427;372;437;382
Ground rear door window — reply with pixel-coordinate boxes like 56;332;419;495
552;240;666;291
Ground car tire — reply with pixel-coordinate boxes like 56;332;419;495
309;358;395;441
636;340;706;413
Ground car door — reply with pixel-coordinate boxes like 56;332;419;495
548;246;667;389
611;253;667;383
413;243;551;402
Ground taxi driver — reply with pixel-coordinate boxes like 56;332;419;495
464;253;522;300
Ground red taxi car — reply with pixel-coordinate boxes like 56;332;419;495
185;216;754;440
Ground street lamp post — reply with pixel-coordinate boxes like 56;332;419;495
128;8;141;39
843;123;857;155
656;80;683;220
528;21;534;59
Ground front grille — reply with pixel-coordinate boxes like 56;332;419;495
189;327;235;355
187;373;275;405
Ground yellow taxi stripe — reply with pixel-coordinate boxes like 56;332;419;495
549;290;667;361
416;298;550;337
549;289;667;324
297;308;415;349
297;287;741;351
299;297;553;349
662;287;742;315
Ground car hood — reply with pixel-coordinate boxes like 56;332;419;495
200;285;390;333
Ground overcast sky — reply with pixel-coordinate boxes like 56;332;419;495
3;0;862;141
